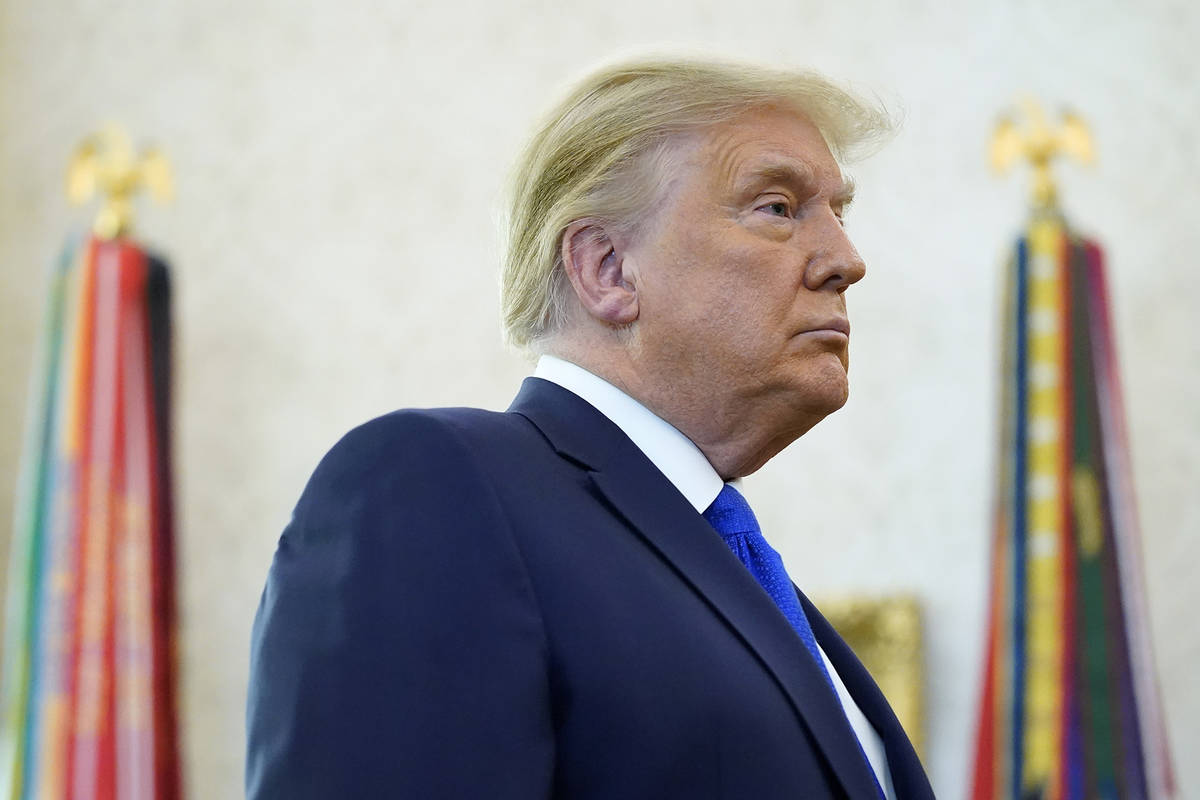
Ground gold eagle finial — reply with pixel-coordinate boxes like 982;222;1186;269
67;124;173;240
990;97;1093;211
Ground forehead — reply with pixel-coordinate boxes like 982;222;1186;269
695;106;844;193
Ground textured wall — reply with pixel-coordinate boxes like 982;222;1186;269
0;1;1196;797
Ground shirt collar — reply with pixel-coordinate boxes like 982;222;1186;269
533;355;726;512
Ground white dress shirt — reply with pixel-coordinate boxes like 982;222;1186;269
534;355;895;798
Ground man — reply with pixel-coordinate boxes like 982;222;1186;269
247;57;935;799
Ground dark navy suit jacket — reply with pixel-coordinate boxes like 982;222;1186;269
246;378;935;799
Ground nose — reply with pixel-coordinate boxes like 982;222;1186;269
803;216;866;292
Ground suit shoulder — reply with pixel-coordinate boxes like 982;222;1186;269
296;406;538;516
321;406;530;471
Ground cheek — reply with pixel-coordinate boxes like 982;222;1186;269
696;292;789;374
642;229;793;351
714;254;796;337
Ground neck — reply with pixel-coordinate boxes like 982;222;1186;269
542;331;813;479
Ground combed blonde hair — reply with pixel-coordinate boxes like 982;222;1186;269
501;56;894;350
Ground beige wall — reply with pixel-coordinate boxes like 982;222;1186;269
1;1;1196;797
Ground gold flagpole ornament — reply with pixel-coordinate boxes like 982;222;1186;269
989;98;1094;212
66;124;173;240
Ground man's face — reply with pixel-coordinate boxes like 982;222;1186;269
621;106;865;474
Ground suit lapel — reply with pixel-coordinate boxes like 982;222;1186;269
801;593;936;800
510;378;884;800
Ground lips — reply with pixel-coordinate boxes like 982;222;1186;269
799;318;850;336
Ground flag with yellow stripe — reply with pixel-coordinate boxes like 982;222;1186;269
970;212;1176;800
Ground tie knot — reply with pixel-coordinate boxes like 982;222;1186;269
702;484;760;540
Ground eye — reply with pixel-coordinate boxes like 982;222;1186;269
758;200;791;218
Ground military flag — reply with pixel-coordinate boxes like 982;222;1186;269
0;128;181;800
971;105;1176;800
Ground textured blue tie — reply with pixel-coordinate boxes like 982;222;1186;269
703;484;888;799
702;483;834;688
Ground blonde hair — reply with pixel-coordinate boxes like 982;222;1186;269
501;56;894;350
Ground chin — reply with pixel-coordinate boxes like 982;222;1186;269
777;383;847;442
813;385;849;416
799;359;850;413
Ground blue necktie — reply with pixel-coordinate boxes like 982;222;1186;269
702;483;834;688
703;484;887;799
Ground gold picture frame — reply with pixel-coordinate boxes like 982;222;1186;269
817;594;925;761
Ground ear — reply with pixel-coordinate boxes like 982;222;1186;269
560;219;639;326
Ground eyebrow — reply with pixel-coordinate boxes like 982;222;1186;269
738;161;856;209
834;177;856;210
